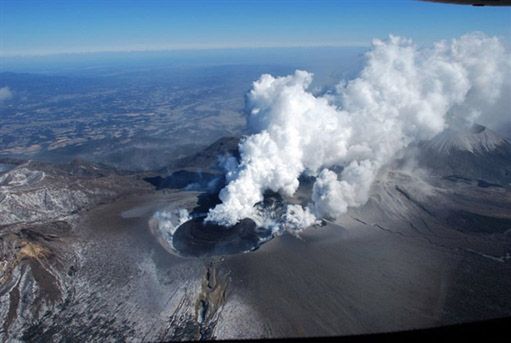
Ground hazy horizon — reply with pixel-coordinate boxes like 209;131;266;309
2;0;510;57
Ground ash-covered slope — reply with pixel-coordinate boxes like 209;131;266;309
1;134;510;341
0;159;153;340
336;124;511;238
0;159;151;226
418;124;511;184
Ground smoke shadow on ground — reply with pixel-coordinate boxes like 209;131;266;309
144;170;220;191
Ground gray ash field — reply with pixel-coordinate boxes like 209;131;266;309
1;49;511;341
1;128;511;341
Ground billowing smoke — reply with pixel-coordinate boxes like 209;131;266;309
206;32;510;230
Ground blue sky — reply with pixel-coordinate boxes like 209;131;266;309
1;0;510;56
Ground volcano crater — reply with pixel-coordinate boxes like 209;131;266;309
170;216;272;257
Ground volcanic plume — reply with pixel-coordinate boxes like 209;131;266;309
205;33;510;230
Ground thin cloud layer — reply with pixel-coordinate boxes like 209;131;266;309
0;87;13;103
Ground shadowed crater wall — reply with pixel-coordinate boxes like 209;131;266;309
172;217;271;257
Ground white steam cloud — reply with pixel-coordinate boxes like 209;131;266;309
149;208;191;253
206;33;510;229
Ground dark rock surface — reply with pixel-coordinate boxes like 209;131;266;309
172;217;271;257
